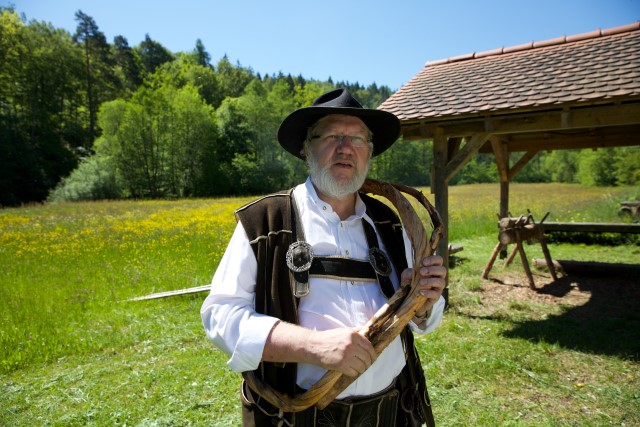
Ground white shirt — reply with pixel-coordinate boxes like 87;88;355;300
201;178;444;398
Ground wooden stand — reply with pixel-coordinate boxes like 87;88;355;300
482;212;557;289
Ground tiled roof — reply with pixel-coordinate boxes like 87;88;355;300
380;22;640;121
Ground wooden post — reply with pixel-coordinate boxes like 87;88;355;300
432;131;450;297
491;137;510;260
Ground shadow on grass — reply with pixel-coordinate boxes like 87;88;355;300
503;271;640;361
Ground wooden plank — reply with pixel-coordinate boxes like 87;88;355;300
129;285;211;301
541;222;640;234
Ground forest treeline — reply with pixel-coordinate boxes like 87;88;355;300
1;8;638;206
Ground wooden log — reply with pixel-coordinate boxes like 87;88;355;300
541;222;640;234
499;223;540;245
532;259;640;276
619;201;640;216
514;234;536;290
482;242;503;279
538;234;558;280
448;244;464;254
498;216;530;230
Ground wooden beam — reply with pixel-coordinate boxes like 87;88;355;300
477;124;640;153
508;150;539;180
402;102;640;139
444;133;490;182
448;137;462;160
490;137;509;182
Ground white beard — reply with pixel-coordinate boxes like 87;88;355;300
307;154;369;200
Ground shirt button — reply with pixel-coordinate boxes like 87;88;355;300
322;206;327;211
345;250;350;256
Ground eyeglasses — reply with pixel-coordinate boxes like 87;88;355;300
310;134;371;149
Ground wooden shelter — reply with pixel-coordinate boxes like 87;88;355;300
378;22;640;277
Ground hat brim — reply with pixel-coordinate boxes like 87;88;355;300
277;106;400;159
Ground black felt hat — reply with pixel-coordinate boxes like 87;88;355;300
277;88;401;159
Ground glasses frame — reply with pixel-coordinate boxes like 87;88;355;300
310;134;372;150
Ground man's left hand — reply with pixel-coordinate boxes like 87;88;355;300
400;255;447;322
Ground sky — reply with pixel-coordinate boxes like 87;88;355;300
6;0;640;90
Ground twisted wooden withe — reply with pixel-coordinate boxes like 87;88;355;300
243;178;444;412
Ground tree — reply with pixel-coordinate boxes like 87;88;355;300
93;84;216;198
73;10;115;144
577;148;618;186
136;34;174;75
540;150;579;183
112;35;142;93
149;55;221;107
0;10;81;205
193;38;211;67
216;55;255;99
614;147;640;186
370;139;431;186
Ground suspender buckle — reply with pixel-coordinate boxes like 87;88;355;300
369;247;392;277
286;241;314;297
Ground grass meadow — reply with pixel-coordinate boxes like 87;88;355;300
1;183;639;426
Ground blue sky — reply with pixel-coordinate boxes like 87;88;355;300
7;0;640;90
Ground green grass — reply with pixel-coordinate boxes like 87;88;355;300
1;184;638;426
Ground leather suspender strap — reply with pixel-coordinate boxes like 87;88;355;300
287;192;395;299
361;218;395;299
310;257;377;282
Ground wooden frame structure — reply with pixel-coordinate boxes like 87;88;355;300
379;23;640;281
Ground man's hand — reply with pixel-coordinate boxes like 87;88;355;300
305;328;377;377
401;255;447;322
263;322;377;377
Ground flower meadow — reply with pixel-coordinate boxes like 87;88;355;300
1;184;638;426
0;198;250;373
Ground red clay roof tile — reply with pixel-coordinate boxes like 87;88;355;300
380;22;640;120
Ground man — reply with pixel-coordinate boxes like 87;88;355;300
201;88;446;426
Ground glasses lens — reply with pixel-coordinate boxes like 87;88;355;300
349;136;367;148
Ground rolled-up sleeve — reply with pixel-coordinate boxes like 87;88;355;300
200;222;279;372
410;295;445;334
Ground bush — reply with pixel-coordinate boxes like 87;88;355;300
48;155;120;201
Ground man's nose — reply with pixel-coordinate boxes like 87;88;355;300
336;136;355;150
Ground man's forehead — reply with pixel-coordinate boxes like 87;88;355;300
315;114;368;131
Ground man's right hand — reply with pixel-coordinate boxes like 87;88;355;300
262;321;377;377
305;328;377;377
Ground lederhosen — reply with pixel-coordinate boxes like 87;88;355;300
235;189;435;427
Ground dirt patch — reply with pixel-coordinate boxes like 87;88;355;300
476;268;640;320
